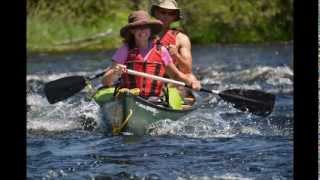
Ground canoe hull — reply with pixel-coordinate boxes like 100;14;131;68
99;91;197;136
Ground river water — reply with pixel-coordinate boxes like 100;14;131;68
27;43;293;180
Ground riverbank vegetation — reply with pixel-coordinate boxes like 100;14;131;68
27;0;292;54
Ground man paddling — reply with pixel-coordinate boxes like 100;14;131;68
150;0;199;84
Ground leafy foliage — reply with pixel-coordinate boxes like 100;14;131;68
178;0;293;43
27;0;293;53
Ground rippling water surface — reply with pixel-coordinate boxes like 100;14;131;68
27;43;293;179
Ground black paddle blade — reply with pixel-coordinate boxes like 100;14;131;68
218;89;275;117
44;76;87;104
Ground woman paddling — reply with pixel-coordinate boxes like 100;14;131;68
101;10;201;99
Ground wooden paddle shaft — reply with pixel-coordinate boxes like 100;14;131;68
127;69;220;94
127;69;186;86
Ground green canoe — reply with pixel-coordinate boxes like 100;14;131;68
93;87;200;136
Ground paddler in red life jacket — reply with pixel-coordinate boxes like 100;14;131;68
101;10;201;98
150;0;199;84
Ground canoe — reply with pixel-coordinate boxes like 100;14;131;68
44;68;275;126
93;87;200;136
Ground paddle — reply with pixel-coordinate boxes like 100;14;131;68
127;69;275;117
44;69;275;117
44;71;106;104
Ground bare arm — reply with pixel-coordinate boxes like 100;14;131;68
168;33;193;74
165;62;201;90
101;62;126;87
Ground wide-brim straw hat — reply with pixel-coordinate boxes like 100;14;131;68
150;0;182;21
120;10;163;38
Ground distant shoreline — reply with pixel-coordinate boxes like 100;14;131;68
27;1;293;54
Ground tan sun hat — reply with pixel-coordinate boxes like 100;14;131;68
120;10;163;38
150;0;182;21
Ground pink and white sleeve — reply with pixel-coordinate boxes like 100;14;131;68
111;44;128;64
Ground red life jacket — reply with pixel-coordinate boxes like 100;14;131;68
120;42;166;97
160;29;179;64
160;29;179;46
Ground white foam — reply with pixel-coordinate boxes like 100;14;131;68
148;110;238;138
177;173;254;180
27;119;78;131
27;93;101;132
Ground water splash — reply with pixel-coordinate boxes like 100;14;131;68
147;108;247;138
177;173;254;180
200;65;292;94
27;78;102;132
